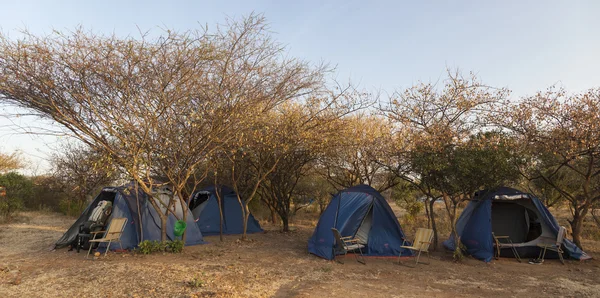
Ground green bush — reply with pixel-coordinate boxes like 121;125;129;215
0;172;34;220
168;240;184;253
58;198;87;217
137;240;158;254
137;239;185;254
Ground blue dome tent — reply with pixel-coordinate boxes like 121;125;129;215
189;186;263;236
308;185;412;260
443;187;591;262
55;183;205;250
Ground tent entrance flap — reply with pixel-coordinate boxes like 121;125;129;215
53;190;118;249
189;191;210;210
355;204;373;244
491;201;541;243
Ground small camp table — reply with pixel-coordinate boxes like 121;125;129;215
492;234;522;262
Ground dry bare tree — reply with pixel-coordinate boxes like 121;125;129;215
383;70;510;249
319;113;397;192
0;14;327;242
258;90;370;232
499;87;600;249
0;151;23;173
50;142;119;215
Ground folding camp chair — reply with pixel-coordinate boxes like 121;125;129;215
86;217;127;259
536;226;566;265
331;228;366;264
399;228;433;266
492;233;522;262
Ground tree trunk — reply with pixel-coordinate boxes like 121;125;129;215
180;196;188;244
569;207;587;250
270;207;278;224
243;203;250;240
282;215;289;232
450;205;459;251
160;214;168;242
134;184;143;242
213;177;224;242
592;208;600;228
424;199;431;228
238;195;248;240
429;198;438;250
218;196;224;242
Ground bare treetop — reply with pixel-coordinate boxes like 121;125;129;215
0;14;329;242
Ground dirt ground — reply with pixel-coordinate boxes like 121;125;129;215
1;211;600;297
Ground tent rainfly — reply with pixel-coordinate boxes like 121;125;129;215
55;183;205;250
308;184;412;260
189;186;263;236
443;187;591;262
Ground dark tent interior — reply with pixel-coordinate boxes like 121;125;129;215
491;200;542;243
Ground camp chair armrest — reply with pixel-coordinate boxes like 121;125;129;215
90;230;106;234
340;236;353;240
537;236;555;241
493;235;510;239
345;238;360;243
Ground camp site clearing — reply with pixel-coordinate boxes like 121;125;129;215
1;211;599;298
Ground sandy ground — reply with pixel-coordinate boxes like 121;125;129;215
1;211;600;297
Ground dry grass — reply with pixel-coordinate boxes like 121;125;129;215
0;209;599;297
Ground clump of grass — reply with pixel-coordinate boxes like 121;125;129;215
452;237;467;262
186;273;207;288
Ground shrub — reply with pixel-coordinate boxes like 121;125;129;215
0;172;34;220
58;198;87;217
28;175;68;213
168;240;184;253
452;237;467;262
137;240;185;254
186;275;205;288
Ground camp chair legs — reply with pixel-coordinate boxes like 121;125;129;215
558;250;565;265
333;249;366;265
86;243;95;259
330;228;366;265
85;217;127;259
492;234;521;263
105;240;112;257
509;245;522;263
399;228;434;267
537;245;565;265
85;231;100;259
398;249;431;267
85;239;124;259
355;247;366;265
536;226;567;265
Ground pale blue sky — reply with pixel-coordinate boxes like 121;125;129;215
1;0;599;172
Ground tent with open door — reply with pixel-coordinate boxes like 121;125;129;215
443;187;591;262
55;183;205;250
189;186;263;235
308;184;412;260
